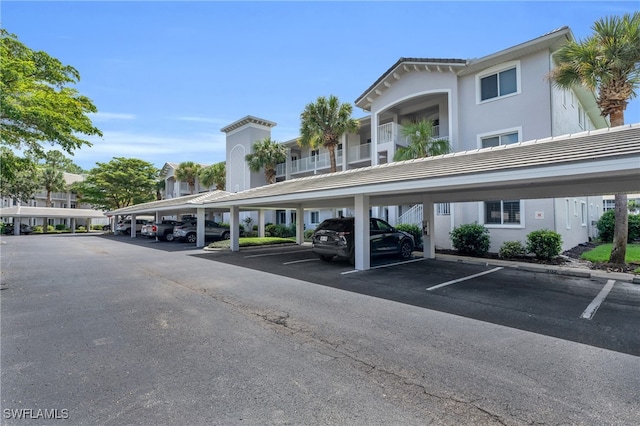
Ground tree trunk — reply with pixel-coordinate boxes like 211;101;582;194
609;193;628;264
607;108;628;265
328;145;336;173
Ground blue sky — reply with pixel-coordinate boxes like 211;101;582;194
3;1;639;171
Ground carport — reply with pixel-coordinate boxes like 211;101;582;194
0;206;107;234
111;125;640;271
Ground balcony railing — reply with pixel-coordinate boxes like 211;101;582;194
277;149;343;176
347;143;371;163
379;123;444;147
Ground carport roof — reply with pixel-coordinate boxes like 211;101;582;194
110;124;640;215
109;190;230;215
199;124;640;207
0;206;107;219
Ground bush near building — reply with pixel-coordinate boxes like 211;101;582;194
449;223;490;256
526;229;562;260
596;210;640;243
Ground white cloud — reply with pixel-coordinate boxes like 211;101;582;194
89;112;137;122
71;130;226;169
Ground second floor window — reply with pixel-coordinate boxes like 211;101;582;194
480;66;517;101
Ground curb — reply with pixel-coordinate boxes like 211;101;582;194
435;254;639;284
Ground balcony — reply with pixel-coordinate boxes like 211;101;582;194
378;122;444;147
347;143;371;163
276;150;343;177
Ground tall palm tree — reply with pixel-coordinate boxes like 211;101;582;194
245;138;287;185
549;12;640;264
199;161;226;191
393;119;451;161
40;166;66;207
299;95;359;173
175;161;202;194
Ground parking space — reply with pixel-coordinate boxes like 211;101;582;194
192;244;640;356
98;236;640;356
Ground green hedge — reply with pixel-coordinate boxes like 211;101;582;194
526;229;562;260
596;211;640;242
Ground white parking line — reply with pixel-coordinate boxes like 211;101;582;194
580;280;615;320
426;267;504;291
282;258;319;265
244;249;312;258
340;257;427;275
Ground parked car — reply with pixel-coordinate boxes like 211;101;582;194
312;217;414;265
2;223;33;235
173;220;231;243
141;220;182;241
115;219;149;234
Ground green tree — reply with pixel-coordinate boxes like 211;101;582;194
175;161;202;194
299;95;359;173
78;157;158;211
40;166;66;207
548;12;640;264
0;148;40;203
393;120;451;161
0;29;102;157
245;138;287;185
36;150;84;174
199;161;226;190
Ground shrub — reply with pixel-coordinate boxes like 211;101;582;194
499;241;527;259
304;228;315;239
395;223;422;247
47;225;55;232
449;223;490;256
55;224;67;231
33;225;43;232
596;210;640;242
77;226;86;232
526;229;562;260
264;224;296;238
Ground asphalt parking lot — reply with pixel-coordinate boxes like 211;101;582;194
110;235;640;356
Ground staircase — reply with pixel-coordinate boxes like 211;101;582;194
398;204;423;225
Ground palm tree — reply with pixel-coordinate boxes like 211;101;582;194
393;120;451;161
549;12;640;264
299;95;359;173
245;138;287;185
40;166;66;207
175;161;202;194
199;162;226;191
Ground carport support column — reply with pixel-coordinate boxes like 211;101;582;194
130;214;137;238
354;194;370;271
196;208;205;247
229;206;240;252
421;196;435;259
296;205;304;245
258;209;266;238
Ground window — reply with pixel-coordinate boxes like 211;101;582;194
310;149;319;162
581;202;587;226
436;203;450;216
310;211;320;224
578;105;584;129
603;199;615;211
481;131;519;148
485;200;521;225
480;66;517;101
566;199;571;229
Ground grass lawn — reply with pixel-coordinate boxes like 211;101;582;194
581;243;640;264
207;237;296;249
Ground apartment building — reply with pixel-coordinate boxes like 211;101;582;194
219;26;612;251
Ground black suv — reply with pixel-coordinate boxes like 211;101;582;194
311;217;414;265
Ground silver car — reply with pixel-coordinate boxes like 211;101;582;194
172;220;231;243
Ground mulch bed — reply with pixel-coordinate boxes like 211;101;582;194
436;242;639;274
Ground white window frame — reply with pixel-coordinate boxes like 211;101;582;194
481;200;524;229
476;60;521;104
565;199;571;229
310;211;320;224
581;202;587;227
477;127;522;149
